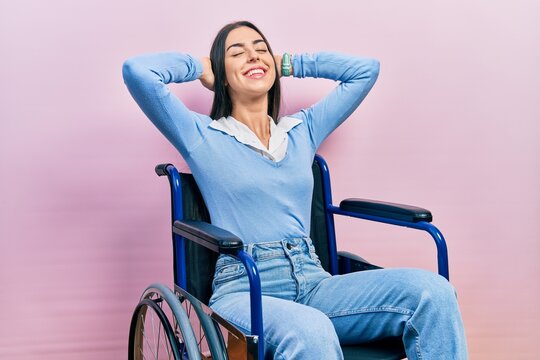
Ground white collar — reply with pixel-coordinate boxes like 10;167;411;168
209;115;302;155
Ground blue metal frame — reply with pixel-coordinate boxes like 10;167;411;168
236;250;264;356
162;165;265;357
314;155;450;281
163;165;188;290
314;155;340;275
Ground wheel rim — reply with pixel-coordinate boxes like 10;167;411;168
130;299;181;360
176;293;221;359
131;285;226;360
148;291;214;359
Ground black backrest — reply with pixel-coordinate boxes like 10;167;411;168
179;173;216;305
309;159;331;272
179;159;330;305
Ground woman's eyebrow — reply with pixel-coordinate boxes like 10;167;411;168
226;39;265;52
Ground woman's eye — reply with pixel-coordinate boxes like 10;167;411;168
256;49;267;53
232;52;244;57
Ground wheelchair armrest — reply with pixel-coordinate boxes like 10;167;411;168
340;198;433;223
173;220;244;255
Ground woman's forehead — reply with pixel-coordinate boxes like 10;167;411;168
225;27;264;47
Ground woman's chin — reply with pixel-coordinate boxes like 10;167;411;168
239;86;273;98
229;81;274;101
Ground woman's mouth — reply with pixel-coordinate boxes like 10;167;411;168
244;67;266;79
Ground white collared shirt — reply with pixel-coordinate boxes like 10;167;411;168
209;116;302;162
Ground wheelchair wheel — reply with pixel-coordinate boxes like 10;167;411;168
175;286;228;360
129;298;182;359
129;283;227;360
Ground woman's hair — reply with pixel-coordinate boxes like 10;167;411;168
209;21;281;122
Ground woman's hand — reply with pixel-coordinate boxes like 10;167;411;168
199;57;215;91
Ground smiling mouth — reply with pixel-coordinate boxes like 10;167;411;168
244;67;266;78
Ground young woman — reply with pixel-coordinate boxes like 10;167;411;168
123;21;468;360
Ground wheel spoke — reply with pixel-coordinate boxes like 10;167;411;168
131;297;188;360
139;346;146;360
159;312;172;359
142;322;158;360
155;299;163;359
198;321;205;347
149;309;159;360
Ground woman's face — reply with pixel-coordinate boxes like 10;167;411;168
223;26;276;100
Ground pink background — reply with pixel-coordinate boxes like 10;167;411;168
1;0;539;358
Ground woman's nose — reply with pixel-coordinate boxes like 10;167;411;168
247;48;259;62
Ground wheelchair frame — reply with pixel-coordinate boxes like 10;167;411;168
128;154;449;359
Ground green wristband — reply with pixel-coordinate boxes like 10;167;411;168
281;53;292;77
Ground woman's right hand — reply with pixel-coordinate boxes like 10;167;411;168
199;57;215;91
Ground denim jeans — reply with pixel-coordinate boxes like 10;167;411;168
209;237;468;359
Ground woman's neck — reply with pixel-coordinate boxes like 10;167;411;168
231;95;271;148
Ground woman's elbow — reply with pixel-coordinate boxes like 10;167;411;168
122;58;140;84
366;58;380;81
351;57;380;83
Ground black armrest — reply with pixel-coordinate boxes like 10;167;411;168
340;198;432;223
155;163;174;176
173;219;244;255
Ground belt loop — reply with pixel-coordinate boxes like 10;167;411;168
246;243;254;257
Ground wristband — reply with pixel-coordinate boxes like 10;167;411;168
281;53;292;77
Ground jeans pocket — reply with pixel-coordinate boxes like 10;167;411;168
213;262;245;285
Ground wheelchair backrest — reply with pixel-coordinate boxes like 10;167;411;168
179;157;331;305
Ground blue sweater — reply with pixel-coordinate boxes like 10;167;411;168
122;52;379;244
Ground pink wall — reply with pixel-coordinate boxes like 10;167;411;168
1;0;539;358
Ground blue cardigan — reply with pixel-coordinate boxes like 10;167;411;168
122;52;379;244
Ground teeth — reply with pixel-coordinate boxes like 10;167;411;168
247;68;264;77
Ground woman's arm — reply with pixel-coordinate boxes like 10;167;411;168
289;52;380;150
122;52;211;157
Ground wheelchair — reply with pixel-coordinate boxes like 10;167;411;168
128;154;450;360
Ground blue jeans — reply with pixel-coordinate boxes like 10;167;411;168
209;237;468;359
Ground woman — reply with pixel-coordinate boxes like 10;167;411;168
123;21;468;359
